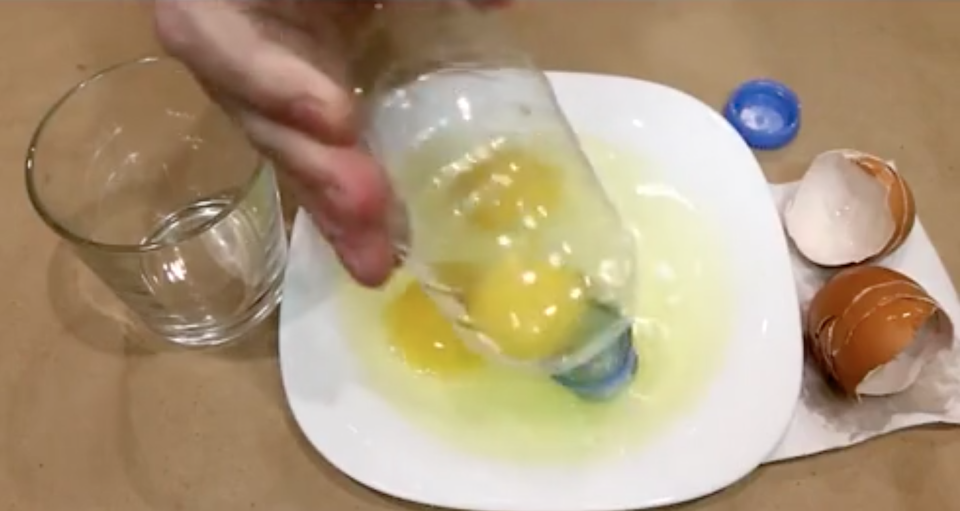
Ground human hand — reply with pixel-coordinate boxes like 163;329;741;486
153;0;510;287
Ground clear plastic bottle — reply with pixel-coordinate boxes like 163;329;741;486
350;0;638;400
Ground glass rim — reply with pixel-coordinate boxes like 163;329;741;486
24;54;267;254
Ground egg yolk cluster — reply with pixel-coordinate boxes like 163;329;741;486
446;145;586;362
384;252;589;373
384;144;588;372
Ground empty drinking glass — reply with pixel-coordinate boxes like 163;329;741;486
26;56;287;347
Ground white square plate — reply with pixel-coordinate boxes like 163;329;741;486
279;72;802;510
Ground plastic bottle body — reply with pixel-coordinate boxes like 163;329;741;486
352;1;638;390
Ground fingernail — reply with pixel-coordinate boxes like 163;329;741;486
338;233;395;287
342;252;366;281
340;247;380;285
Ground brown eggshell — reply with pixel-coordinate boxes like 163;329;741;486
806;266;907;337
806;266;950;395
825;279;926;357
852;153;916;258
805;266;905;379
833;295;945;395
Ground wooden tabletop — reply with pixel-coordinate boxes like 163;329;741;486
3;2;960;510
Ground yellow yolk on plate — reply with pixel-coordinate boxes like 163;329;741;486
383;281;484;376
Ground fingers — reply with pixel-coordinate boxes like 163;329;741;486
154;1;397;286
237;109;397;287
154;0;355;145
152;0;515;288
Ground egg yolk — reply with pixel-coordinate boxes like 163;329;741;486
383;281;485;377
429;261;480;292
466;252;589;362
447;146;562;232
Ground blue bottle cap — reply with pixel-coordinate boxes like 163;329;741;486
723;79;801;150
551;326;638;402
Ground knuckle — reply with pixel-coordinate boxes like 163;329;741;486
312;83;359;142
327;87;357;127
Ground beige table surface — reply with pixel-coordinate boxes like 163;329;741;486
4;2;960;510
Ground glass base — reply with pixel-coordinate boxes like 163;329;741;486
143;276;283;348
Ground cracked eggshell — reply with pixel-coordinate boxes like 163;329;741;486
806;266;953;397
784;149;916;267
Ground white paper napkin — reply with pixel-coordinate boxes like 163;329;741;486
763;182;960;463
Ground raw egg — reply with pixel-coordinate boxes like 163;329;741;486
466;251;588;362
447;144;563;232
784;149;916;267
383;280;485;376
806;265;953;397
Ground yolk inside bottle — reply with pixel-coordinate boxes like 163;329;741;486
384;142;591;373
466;252;589;362
447;145;563;232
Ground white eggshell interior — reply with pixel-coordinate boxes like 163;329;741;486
857;314;950;396
784;151;896;266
